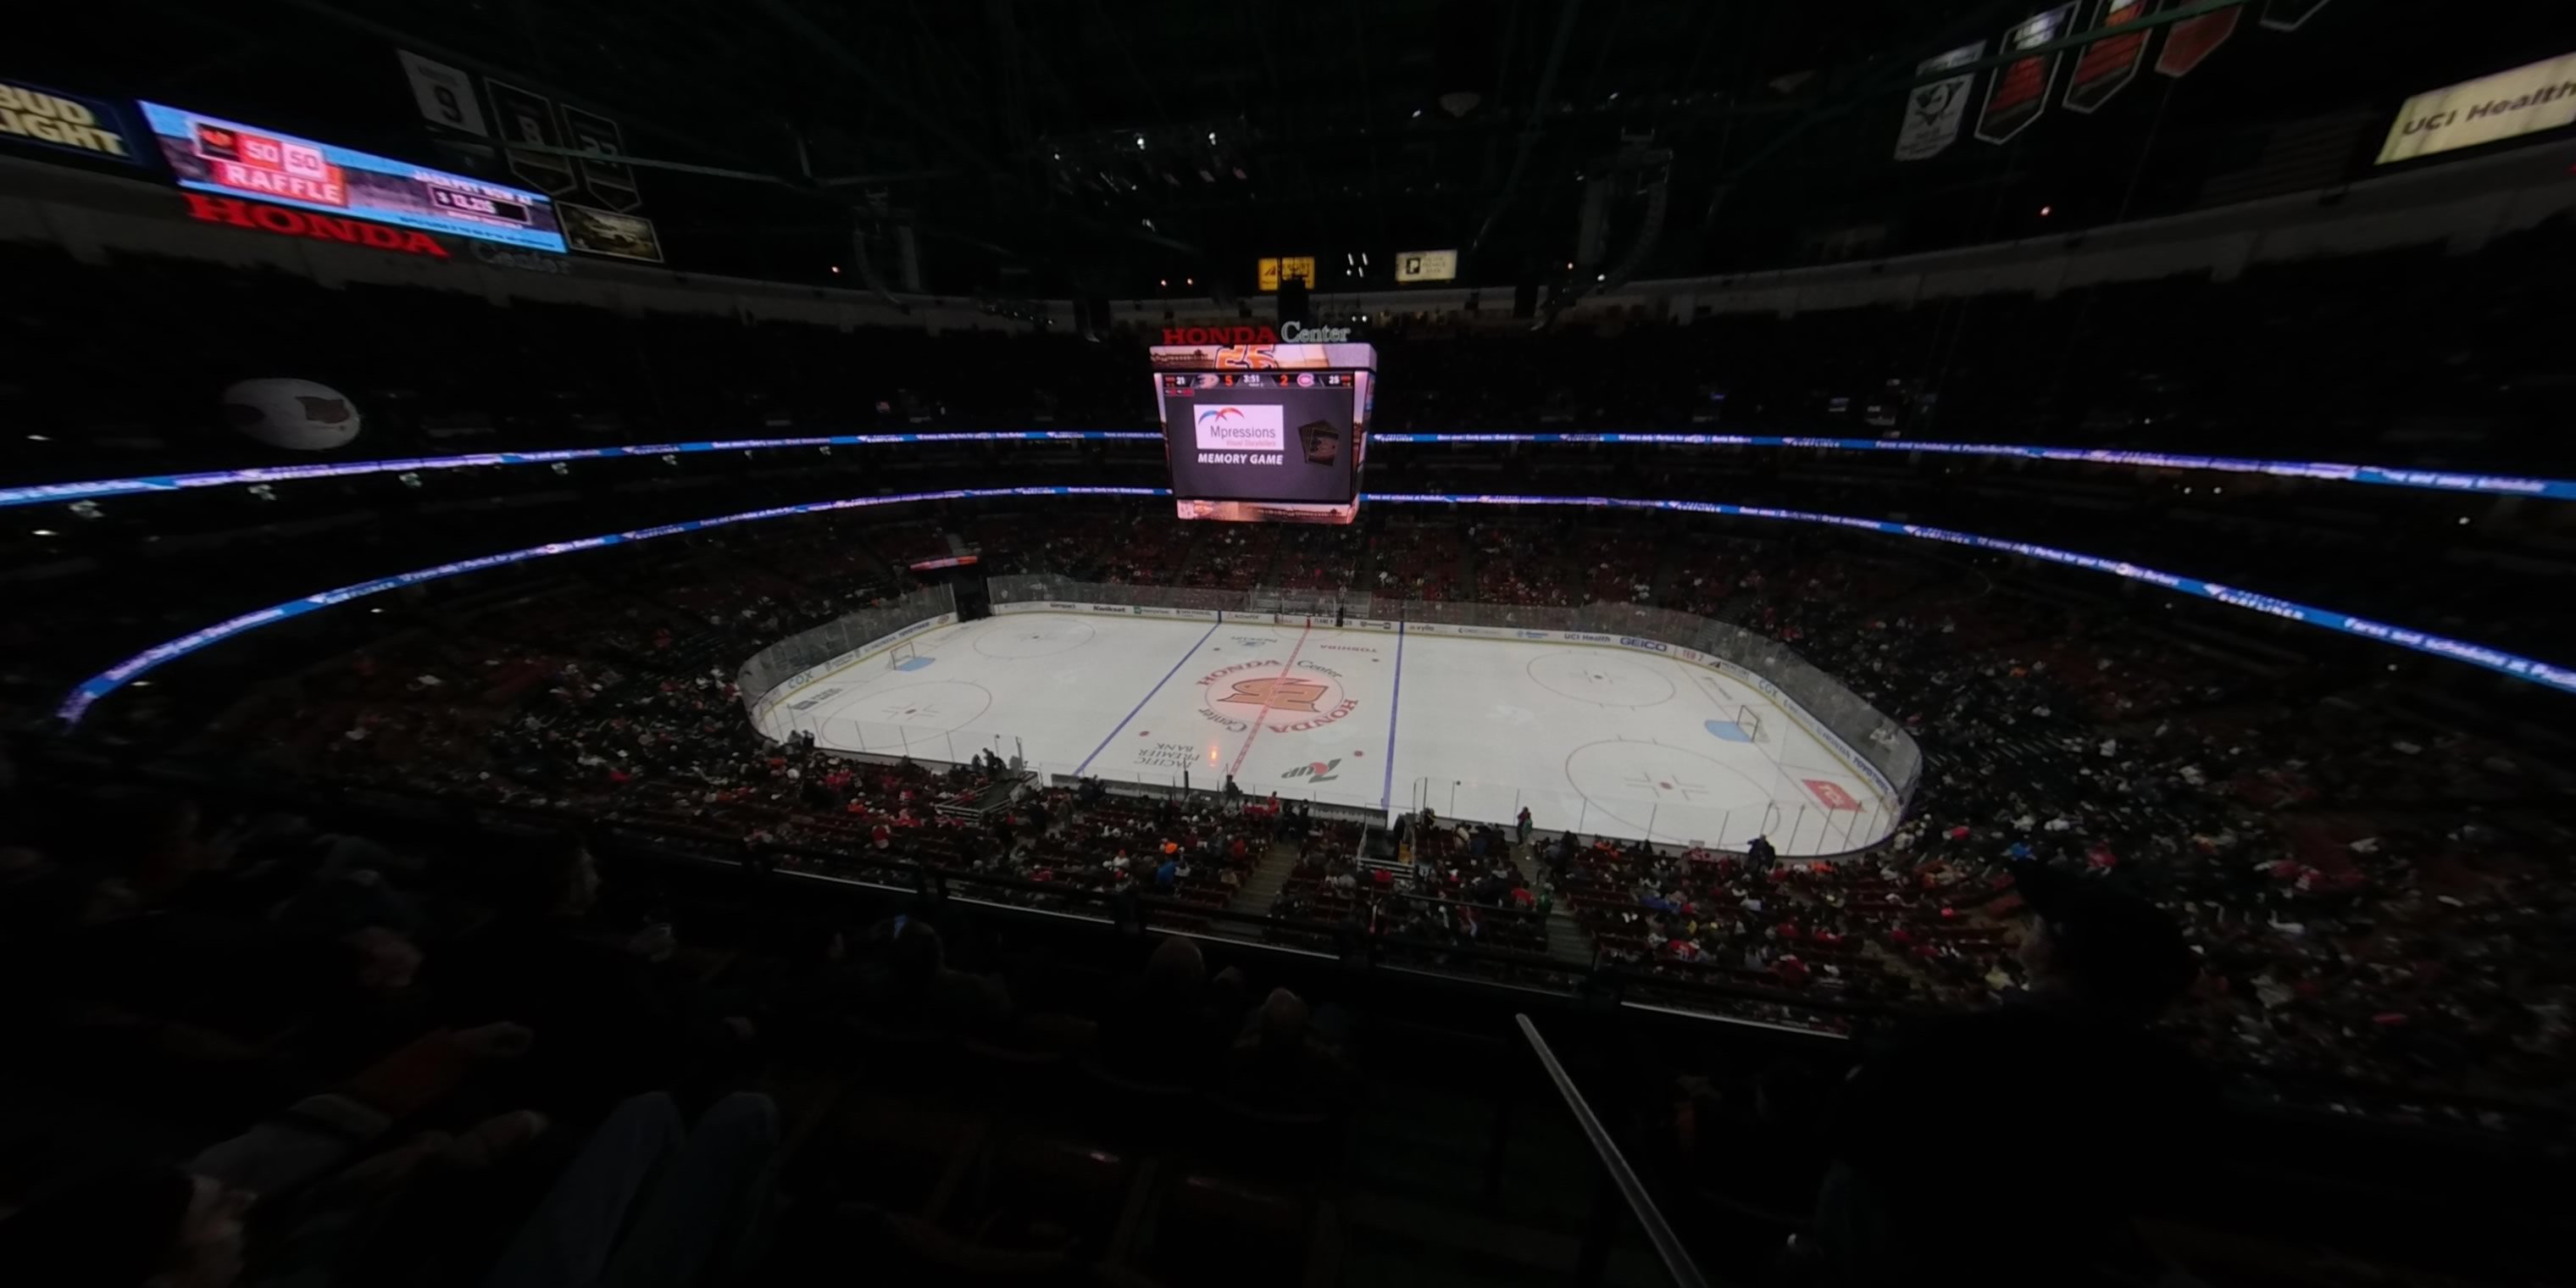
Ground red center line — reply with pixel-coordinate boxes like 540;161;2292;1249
1226;620;1314;777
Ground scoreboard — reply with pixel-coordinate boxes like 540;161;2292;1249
1150;340;1376;525
140;101;567;253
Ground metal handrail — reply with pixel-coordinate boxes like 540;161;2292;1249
1515;1013;1712;1288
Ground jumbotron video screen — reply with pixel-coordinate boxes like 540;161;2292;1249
138;101;567;254
1150;337;1376;524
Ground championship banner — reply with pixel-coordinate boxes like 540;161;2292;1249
396;50;487;136
2261;0;2330;31
2376;52;2576;165
2063;0;2151;114
2156;4;2239;77
559;104;640;211
561;201;663;262
486;80;576;195
1896;41;1985;160
1976;4;2076;144
0;77;141;165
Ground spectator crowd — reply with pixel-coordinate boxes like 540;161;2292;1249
8;500;2560;1129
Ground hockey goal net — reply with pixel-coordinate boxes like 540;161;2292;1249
1734;704;1768;743
887;641;919;669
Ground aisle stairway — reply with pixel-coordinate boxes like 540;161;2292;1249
1541;906;1595;966
1230;839;1302;915
1513;841;1597;966
1232;830;1600;965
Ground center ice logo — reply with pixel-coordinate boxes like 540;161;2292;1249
1196;658;1359;734
1282;758;1342;783
1222;676;1329;711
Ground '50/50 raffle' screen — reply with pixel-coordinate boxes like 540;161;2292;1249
1150;341;1376;525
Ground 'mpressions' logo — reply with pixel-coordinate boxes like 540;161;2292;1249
1193;404;1285;452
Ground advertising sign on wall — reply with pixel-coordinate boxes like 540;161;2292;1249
1395;249;1457;282
2376;51;2576;164
1256;256;1317;291
0;77;140;164
560;201;663;262
184;193;452;258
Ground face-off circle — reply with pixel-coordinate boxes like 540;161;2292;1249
842;680;994;739
1562;740;1774;847
1525;649;1677;708
974;620;1097;659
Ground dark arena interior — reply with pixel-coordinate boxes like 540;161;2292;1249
7;3;2576;1285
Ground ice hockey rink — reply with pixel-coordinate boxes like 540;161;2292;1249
755;611;1897;856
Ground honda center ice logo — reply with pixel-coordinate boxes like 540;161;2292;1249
1196;658;1359;734
1193;404;1285;452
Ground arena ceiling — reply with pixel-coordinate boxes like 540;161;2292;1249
22;1;2576;292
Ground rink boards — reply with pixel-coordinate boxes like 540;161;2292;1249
750;604;1900;856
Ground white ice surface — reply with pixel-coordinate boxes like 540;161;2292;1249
757;613;1893;855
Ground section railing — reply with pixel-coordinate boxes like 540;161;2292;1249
1517;1013;1714;1288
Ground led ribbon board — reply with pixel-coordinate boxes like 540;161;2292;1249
1369;434;2576;502
10;432;2564;512
140;100;566;253
58;490;2575;724
0;433;1164;509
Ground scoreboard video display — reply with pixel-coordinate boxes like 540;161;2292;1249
140;101;567;253
1151;340;1376;525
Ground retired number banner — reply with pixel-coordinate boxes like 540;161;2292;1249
1977;4;2077;144
559;105;641;212
486;80;576;196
